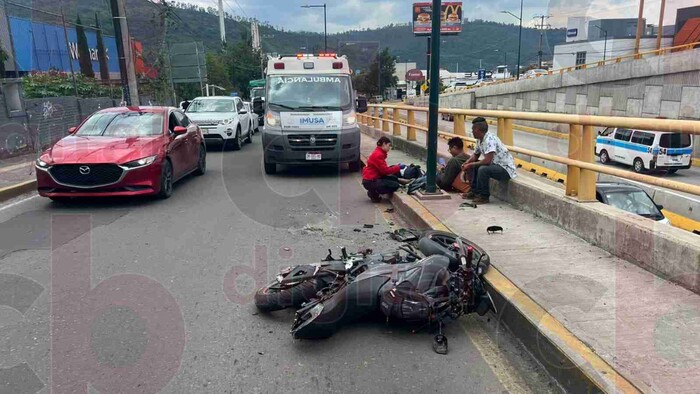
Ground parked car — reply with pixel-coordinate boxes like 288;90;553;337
185;96;252;150
524;69;548;78
596;127;693;173
35;106;206;201
596;182;669;224
244;102;259;134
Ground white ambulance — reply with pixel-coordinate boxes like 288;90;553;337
261;54;368;174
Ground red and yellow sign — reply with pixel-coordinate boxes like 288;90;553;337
412;2;463;36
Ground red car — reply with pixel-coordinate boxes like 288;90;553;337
36;106;206;200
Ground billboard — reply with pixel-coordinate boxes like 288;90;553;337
9;16;120;76
169;42;207;84
412;2;463;36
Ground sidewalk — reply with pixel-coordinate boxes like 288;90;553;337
0;154;36;200
360;134;700;393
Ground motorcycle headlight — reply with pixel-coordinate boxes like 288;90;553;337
122;155;158;169
266;113;280;127
35;158;51;169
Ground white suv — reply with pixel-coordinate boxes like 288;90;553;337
185;96;253;150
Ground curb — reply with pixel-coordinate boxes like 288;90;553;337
388;188;639;394
0;180;36;204
360;152;640;394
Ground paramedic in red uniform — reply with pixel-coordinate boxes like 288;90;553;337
362;136;411;202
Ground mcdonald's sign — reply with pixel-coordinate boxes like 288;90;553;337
412;2;463;36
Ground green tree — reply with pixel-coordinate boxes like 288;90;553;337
94;13;109;81
75;16;95;78
206;52;231;91
352;47;397;97
0;40;7;75
221;42;263;99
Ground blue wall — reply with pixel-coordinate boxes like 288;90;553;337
9;16;120;74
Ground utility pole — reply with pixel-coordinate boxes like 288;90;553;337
59;7;79;97
425;0;442;194
634;0;645;54
109;0;139;106
656;0;666;50
218;0;226;45
534;14;551;68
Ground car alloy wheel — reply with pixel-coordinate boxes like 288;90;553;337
600;150;610;164
633;158;644;173
158;160;173;199
195;145;206;176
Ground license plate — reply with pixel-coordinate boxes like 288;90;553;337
668;156;681;163
306;152;322;161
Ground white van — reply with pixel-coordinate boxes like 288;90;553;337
596;127;694;174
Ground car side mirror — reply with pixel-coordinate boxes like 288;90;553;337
356;96;368;113
173;126;187;135
252;98;264;115
598;130;602;136
239;109;248;115
656;204;664;211
68;127;78;134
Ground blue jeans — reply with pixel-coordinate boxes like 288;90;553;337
471;164;511;198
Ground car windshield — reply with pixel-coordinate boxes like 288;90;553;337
76;112;163;137
186;99;236;113
659;133;691;148
604;190;663;219
267;75;352;111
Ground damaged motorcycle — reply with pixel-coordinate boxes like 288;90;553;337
287;231;496;354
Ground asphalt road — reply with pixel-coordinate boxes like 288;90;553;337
0;133;561;394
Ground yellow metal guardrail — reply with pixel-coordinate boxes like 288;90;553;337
359;104;700;203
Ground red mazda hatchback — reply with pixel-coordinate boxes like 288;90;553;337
36;106;206;200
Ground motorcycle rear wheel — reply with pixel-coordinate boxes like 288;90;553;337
254;279;320;312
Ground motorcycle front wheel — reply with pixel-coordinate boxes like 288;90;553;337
254;279;320;312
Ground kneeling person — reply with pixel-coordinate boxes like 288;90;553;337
362;136;411;202
461;117;517;204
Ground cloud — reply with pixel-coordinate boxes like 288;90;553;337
182;0;699;32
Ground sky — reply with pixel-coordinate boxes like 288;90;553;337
189;0;698;33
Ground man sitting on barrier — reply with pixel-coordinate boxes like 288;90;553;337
461;117;517;204
362;136;413;203
436;137;471;192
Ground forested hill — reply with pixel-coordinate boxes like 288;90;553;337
15;0;565;72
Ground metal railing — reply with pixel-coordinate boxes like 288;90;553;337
443;41;700;94
358;104;700;202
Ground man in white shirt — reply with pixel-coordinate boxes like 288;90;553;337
461;117;517;204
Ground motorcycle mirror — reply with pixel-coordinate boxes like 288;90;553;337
341;247;348;260
324;249;335;261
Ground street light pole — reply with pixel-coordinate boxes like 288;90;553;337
501;5;523;80
302;4;327;53
517;0;522;80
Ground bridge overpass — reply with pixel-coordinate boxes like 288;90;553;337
359;103;700;393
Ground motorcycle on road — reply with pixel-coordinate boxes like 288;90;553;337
289;231;495;354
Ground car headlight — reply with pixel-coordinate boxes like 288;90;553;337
218;118;235;125
36;158;50;169
344;113;357;126
122;155;158;169
266;113;280;127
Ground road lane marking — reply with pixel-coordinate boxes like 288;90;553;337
0;194;39;212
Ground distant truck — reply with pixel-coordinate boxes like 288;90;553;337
261;54;368;174
249;79;266;127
